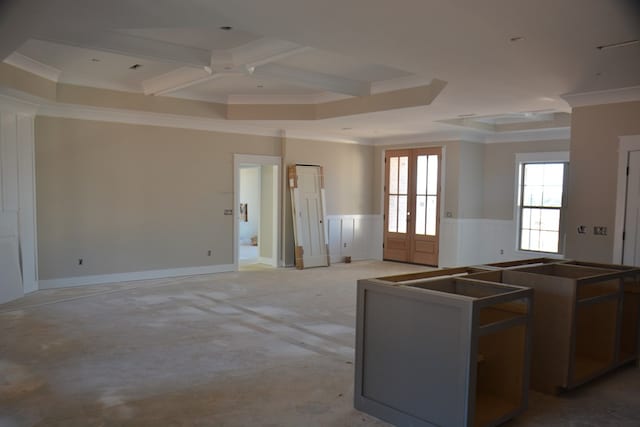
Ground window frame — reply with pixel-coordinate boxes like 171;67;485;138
514;152;570;256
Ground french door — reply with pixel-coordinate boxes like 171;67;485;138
383;147;441;266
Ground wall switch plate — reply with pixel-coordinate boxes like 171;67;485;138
594;226;608;236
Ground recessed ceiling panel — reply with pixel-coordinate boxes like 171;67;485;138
277;48;412;82
17;39;176;91
117;27;260;51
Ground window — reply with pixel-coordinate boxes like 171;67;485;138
516;154;569;254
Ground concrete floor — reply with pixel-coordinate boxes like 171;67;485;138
1;260;639;426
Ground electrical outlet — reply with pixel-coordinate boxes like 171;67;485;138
343;243;347;248
577;225;586;234
78;258;83;266
594;226;608;236
446;211;453;218
224;209;233;215
207;250;212;256
499;249;504;255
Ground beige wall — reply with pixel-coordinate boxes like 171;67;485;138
483;139;570;220
457;142;485;219
565;101;640;262
36;117;280;279
282;137;376;265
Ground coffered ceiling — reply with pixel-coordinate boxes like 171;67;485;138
1;0;638;144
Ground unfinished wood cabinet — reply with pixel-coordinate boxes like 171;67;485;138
375;266;492;284
559;261;640;366
469;263;635;394
355;275;533;427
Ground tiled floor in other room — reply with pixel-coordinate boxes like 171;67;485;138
1;260;639;426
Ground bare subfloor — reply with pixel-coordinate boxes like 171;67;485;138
1;261;639;426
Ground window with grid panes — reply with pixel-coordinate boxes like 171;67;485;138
519;162;568;253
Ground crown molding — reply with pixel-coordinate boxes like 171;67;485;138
282;129;367;145
483;127;570;143
561;85;640;108
37;103;368;145
0;93;40;115
3;52;61;82
371;126;570;146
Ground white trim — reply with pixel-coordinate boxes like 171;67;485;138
234;154;282;271
37;101;367;146
372;128;570;146
3;52;61;82
0;94;40;115
613;135;640;264
484;128;570;143
561;85;640;108
38;264;235;289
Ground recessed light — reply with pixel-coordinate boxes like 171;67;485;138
220;26;233;31
129;64;142;70
509;36;524;42
596;39;639;50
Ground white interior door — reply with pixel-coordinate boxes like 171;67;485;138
623;150;640;265
289;165;329;268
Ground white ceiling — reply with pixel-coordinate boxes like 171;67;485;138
1;0;639;143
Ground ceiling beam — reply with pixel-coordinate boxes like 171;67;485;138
253;63;371;97
144;38;311;96
230;38;310;68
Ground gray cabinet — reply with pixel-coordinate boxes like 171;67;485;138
470;262;639;393
355;276;533;427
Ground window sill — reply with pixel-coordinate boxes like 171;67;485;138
514;250;565;259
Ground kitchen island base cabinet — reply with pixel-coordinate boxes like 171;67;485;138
355;276;533;427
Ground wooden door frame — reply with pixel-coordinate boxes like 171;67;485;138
381;145;446;266
613;135;640;263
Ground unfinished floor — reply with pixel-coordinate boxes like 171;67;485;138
1;261;639;427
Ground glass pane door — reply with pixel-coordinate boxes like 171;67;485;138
388;155;409;233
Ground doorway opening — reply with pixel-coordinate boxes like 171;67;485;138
614;135;640;265
234;155;281;270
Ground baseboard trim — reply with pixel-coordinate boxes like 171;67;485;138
38;264;235;289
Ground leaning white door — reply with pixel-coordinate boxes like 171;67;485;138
289;165;329;268
623;150;640;266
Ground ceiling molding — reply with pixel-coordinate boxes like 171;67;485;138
227;79;447;120
483;127;570;143
371;130;485;146
0;87;364;145
371;75;435;94
561;86;640;108
225;93;346;105
3;52;61;82
143;67;229;96
371;127;570;146
0;93;40;115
